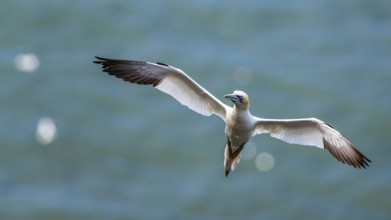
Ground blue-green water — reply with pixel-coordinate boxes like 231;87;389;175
1;0;390;219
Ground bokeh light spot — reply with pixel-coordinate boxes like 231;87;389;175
14;53;39;73
255;152;275;172
36;117;57;145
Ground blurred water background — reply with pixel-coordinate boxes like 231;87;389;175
1;0;390;219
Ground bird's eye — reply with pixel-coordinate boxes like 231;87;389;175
237;95;243;102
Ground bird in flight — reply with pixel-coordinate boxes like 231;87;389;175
94;56;371;176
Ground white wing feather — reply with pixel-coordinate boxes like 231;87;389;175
94;57;229;121
253;118;325;148
253;117;370;168
156;71;227;120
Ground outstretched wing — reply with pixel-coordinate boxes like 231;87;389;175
253;117;371;168
94;56;229;121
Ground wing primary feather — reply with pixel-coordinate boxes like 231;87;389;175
254;118;371;169
94;56;165;87
94;56;228;120
322;134;371;169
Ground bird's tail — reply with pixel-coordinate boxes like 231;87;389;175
224;144;242;177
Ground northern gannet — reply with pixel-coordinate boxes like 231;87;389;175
94;56;371;176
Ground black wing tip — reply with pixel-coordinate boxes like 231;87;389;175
156;62;169;67
93;56;164;87
349;159;371;169
352;148;371;169
333;154;371;169
323;139;372;169
358;156;371;169
93;56;106;64
93;56;147;66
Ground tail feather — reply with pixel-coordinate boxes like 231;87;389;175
225;167;231;177
224;158;233;177
224;143;242;177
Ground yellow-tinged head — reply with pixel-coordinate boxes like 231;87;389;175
224;90;250;108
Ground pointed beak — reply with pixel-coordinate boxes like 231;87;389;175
224;94;240;103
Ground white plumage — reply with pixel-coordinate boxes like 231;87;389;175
94;56;371;176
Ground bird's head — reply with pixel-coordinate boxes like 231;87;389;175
224;90;250;109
